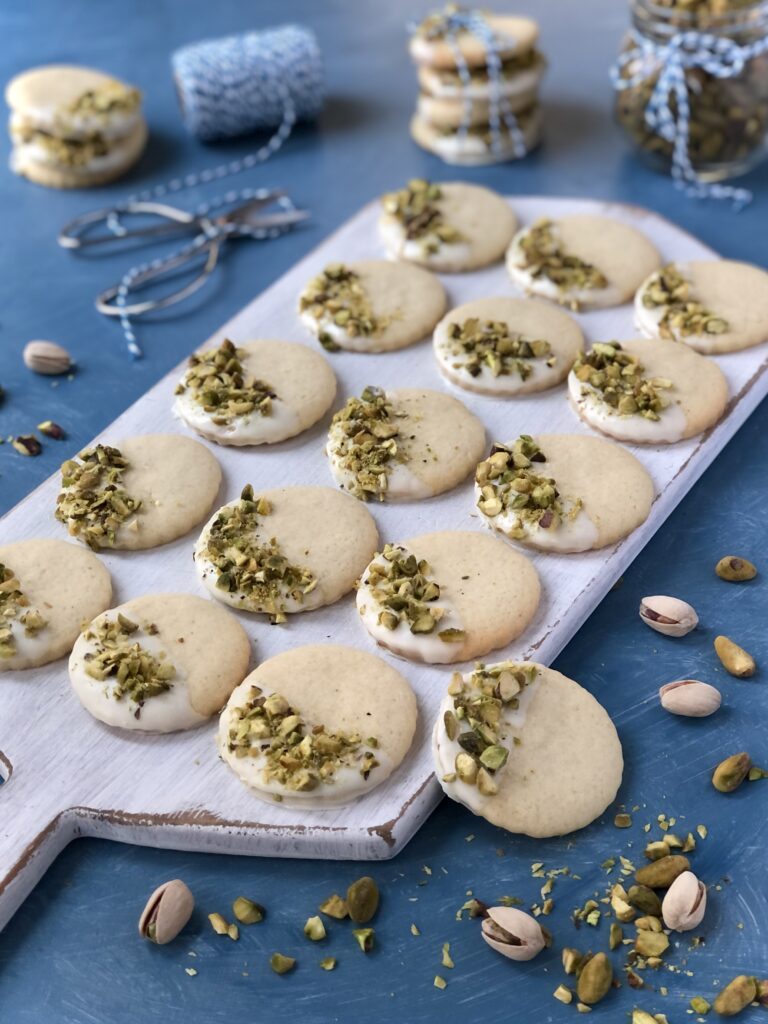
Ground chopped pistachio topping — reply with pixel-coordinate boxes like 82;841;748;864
55;444;141;549
362;543;465;644
300;263;388;343
381;179;463;254
199;484;316;623
66;81;141;118
517;219;608;295
447;662;538;796
572;342;674;420
641;264;728;340
16;125;109;167
446;318;553;380
328;386;406;502
476;436;581;539
81;613;175;707
224;685;380;793
175;338;276;423
0;563;48;659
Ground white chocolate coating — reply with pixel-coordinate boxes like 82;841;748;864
174;391;301;446
476;484;599;552
568;370;687;444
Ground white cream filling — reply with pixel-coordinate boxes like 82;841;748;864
507;234;622;308
173;390;301;447
431;132;514;160
379;218;472;267
424;59;545;101
432;677;539;814
475;483;599;552
10;108;141;143
435;340;560;394
11;138;136;174
218;693;391;808
69;629;206;733
355;554;465;664
326;431;431;502
568;372;687;443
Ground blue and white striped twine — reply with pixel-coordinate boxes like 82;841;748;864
414;7;528;159
611;28;768;210
110;24;324;358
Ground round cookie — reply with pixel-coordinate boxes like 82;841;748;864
410;107;542;166
0;539;112;671
417;90;536;128
475;434;654;553
327;386;486;502
409;14;539;69
379;181;518;273
10;121;147;189
218;644;417;808
635;260;768;354
55;434;222;551
298;260;446;354
433;661;623;837
195;484;378;620
433;297;584;395
69;593;251;733
173;337;336;446
356;533;540;665
417;52;546;101
507;215;661;309
568;339;729;444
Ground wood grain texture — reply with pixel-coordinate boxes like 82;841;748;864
0;196;766;933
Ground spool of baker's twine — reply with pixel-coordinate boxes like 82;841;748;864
106;24;324;357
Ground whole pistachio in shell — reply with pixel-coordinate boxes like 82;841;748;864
480;906;546;961
639;596;698;637
139;879;194;944
662;870;707;932
659;679;721;717
23;339;72;376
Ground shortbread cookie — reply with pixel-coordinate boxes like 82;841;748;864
6;65;146;188
433;297;584;395
475;434;654;553
55;434;221;550
635;260;768;354
433;661;623;837
69;593;250;733
356;533;540;664
410;107;541;166
195;485;378;621
327;386;485;502
417;50;546;101
568;339;728;444
298;260;446;354
0;539;112;671
417;90;536;128
379;180;517;273
507;216;660;309
409;13;539;69
218;644;417;808
173;338;336;446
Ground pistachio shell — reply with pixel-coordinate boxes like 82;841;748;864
659;679;721;717
480;906;546;961
23;339;73;376
138;879;194;945
639;595;698;637
662;870;707;932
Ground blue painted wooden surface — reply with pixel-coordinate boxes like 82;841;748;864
0;1;766;1021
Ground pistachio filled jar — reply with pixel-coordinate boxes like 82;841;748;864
614;0;768;181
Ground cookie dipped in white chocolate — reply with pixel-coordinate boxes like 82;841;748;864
326;386;485;502
507;215;660;309
475;434;653;553
568;339;728;444
69;593;250;733
635;260;768;355
434;297;583;396
356;532;540;664
174;338;336;446
432;661;623;837
218;644;417;808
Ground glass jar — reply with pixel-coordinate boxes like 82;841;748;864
614;0;768;181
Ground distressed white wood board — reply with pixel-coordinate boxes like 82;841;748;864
1;195;766;931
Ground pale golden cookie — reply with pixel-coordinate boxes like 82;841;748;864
410;108;542;166
218;644;418;807
0;538;112;671
417;52;546;101
11;120;147;189
69;593;251;733
409;15;539;69
417;90;536;128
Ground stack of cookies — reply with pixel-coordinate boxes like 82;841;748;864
408;9;545;165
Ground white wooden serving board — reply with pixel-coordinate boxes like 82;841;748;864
1;195;766;932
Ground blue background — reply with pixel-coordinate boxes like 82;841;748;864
0;1;766;1021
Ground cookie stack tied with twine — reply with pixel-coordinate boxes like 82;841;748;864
408;5;545;165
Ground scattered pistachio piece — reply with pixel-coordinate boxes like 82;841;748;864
576;952;613;1005
434;975;447;990
352;927;374;953
562;948;584;975
319;957;336;971
714;636;756;678
639;595;698;637
319;894;349;919
614;812;633;828
609;922;624;950
304;916;326;941
37;420;66;440
632;1011;659;1024
270;953;296;975
208;912;229;935
346;876;379;924
232;896;265;924
644;840;671;862
227;923;239;941
748;766;768;782
138;879;194;945
554;985;573;1004
634;929;670;958
715;556;757;583
712;752;752;793
12;434;42;456
441;942;454;968
713;975;758;1016
690;995;711;1014
627;885;663;918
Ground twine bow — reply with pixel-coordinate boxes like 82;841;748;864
612;28;768;209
